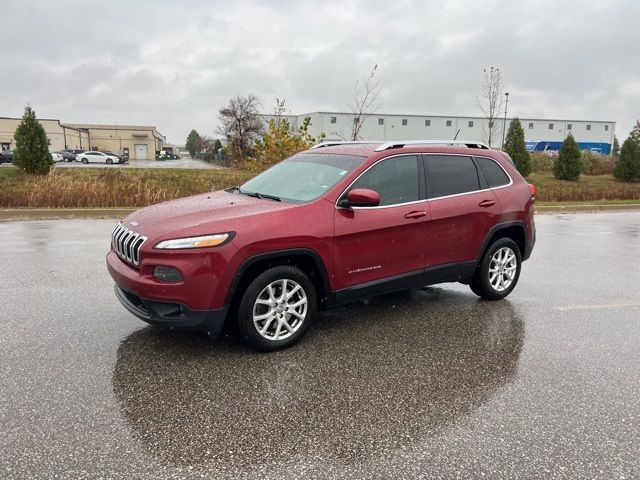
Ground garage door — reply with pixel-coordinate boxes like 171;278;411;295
134;144;148;160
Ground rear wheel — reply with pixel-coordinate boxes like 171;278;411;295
81;158;88;164
470;238;521;300
237;266;316;351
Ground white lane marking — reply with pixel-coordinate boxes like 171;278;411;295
556;302;640;311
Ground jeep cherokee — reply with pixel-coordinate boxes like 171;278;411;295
107;140;536;351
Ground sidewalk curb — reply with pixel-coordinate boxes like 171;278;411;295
535;204;640;213
0;208;136;221
2;204;640;221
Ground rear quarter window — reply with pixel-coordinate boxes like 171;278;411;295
475;157;510;188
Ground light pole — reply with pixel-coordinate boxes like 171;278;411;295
501;92;509;149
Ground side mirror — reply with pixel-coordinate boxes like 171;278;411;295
341;188;380;208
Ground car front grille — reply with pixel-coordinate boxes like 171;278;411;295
111;222;147;267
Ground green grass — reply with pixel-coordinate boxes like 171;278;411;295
1;166;639;208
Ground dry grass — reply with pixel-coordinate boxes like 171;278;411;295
1;166;638;208
530;173;640;203
0;167;253;208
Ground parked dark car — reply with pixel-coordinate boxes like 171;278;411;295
0;150;13;164
57;150;77;162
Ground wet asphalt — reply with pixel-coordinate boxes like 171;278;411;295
1;213;639;479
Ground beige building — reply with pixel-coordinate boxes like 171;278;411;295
0;117;165;160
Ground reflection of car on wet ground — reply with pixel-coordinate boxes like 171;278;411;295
112;291;524;468
107;140;536;351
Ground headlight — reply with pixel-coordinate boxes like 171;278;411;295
154;232;234;249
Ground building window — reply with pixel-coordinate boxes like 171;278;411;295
446;120;452;127
567;123;572;130
378;118;384;125
586;124;591;131
528;122;534;129
468;120;474;128
330;116;337;124
548;123;554;130
425;119;431;127
402;119;408;126
605;125;609;131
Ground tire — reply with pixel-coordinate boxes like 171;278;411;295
470;237;521;300
237;265;316;351
81;158;88;164
106;158;113;164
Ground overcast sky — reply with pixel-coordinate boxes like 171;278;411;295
2;0;639;143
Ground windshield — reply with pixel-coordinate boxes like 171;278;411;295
239;153;365;203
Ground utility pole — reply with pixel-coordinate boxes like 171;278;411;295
501;92;509;149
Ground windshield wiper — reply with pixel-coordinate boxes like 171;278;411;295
244;191;281;202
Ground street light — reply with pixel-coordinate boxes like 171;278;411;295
501;92;509;149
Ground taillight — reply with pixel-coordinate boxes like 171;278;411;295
528;183;536;198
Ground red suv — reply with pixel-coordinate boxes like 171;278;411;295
107;140;535;351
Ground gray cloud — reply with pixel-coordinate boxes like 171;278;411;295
1;0;638;142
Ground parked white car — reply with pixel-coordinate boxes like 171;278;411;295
51;152;63;162
77;151;122;164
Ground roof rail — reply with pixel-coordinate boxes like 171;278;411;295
374;140;490;151
310;141;379;149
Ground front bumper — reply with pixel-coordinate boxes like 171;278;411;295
114;284;228;336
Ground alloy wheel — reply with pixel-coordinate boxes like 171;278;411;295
253;279;307;341
489;247;517;292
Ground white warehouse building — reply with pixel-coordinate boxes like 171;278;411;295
261;112;616;154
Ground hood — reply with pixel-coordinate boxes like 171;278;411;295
122;190;295;241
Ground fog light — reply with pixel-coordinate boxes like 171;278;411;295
153;266;183;283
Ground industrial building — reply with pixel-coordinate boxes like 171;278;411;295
261;112;616;154
0;117;166;160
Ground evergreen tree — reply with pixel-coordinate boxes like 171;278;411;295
185;129;202;157
613;121;640;182
213;139;222;153
12;105;52;175
554;133;583;181
503;117;531;176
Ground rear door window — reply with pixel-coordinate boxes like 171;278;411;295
348;155;420;206
475;157;510;187
425;155;480;199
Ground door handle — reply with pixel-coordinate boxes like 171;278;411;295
478;200;496;207
404;211;426;219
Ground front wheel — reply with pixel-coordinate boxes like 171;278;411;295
470;238;521;300
106;158;113;164
237;266;316;351
81;158;88;164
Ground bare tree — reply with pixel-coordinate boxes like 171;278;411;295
476;66;504;148
217;94;262;166
350;65;382;141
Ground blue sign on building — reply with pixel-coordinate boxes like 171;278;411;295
526;141;611;155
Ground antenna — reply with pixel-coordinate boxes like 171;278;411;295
453;128;460;140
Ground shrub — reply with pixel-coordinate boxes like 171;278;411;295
530;152;555;173
554;134;582;181
251;100;324;171
581;150;615;176
12;105;52;175
503;118;531;176
613;121;640;182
